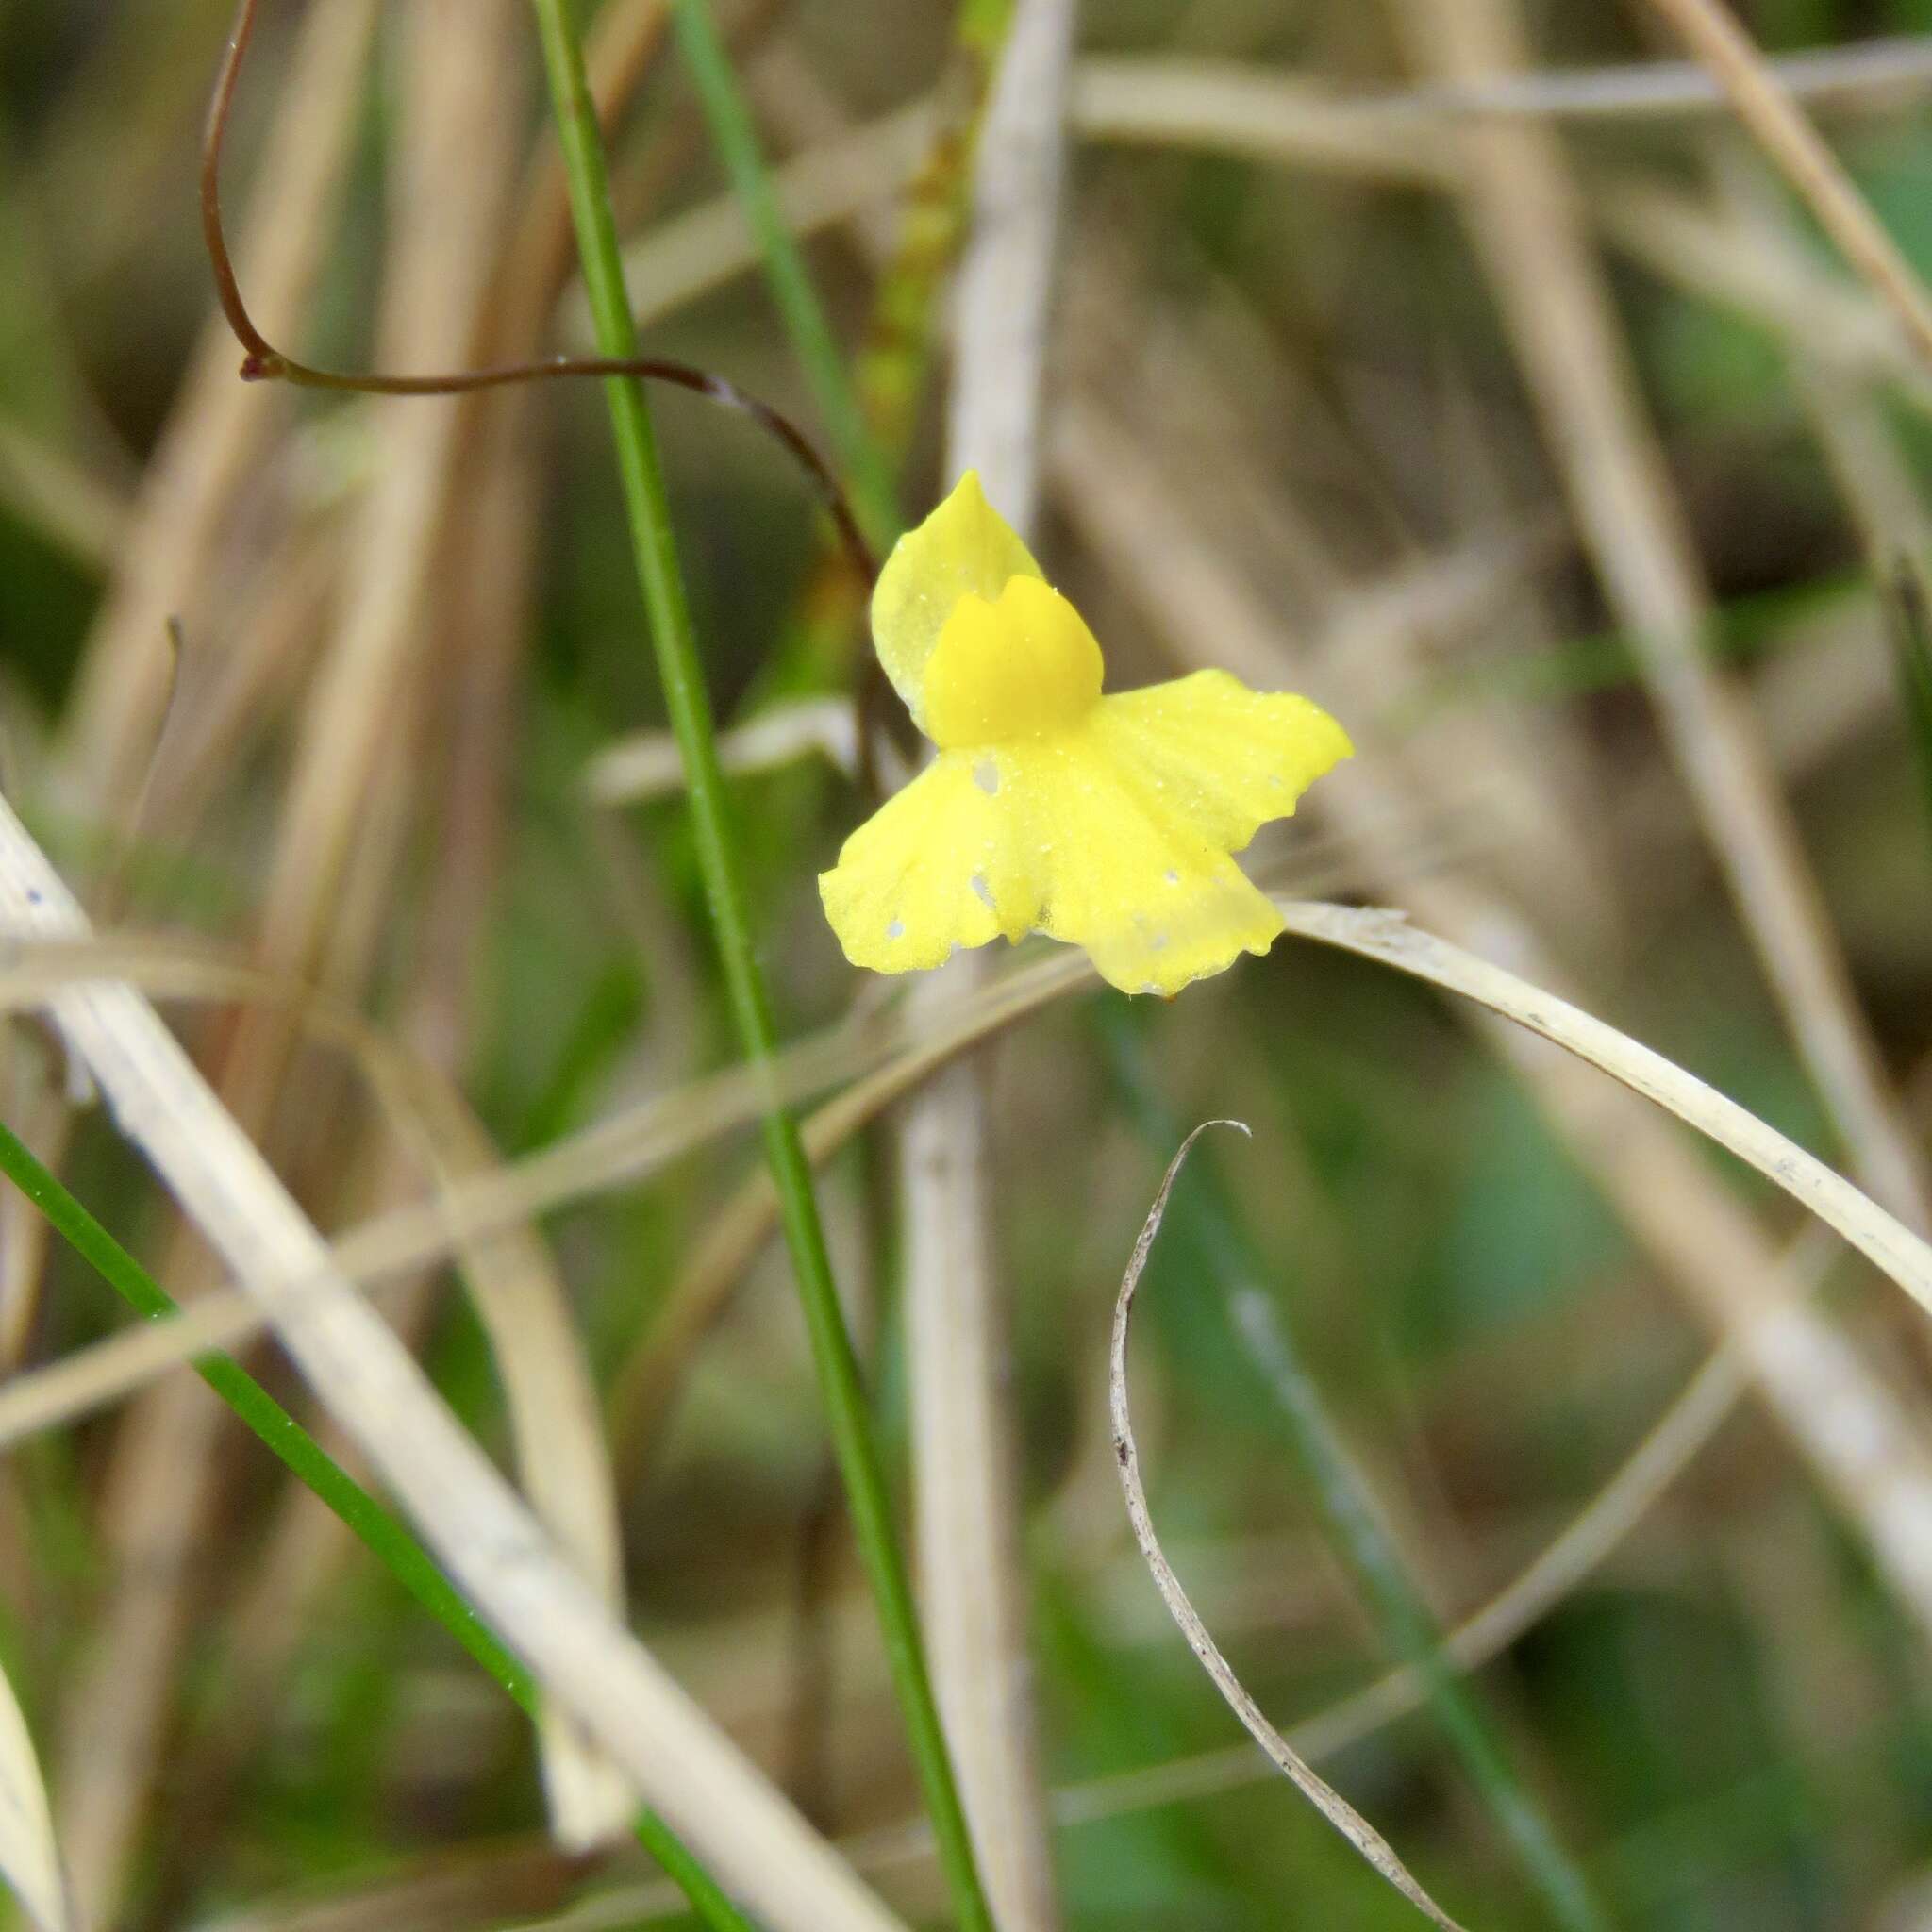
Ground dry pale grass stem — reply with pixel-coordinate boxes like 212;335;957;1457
45;2;568;1905
1638;0;1932;371
55;0;380;816
896;6;1072;1927
1083;38;1932;133
0;1655;73;1932
245;20;696;1816
601;34;1932;328
1386;0;1930;1242
0;797;912;1932
0;944;1096;1455
1051;397;1932;1643
215;0;631;1850
20;4;1932;1925
1067;1324;1764;1825
1278;903;1932;1306
1110;1123;1471;1932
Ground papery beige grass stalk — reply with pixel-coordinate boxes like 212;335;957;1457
1067;1324;1764;1826
47;0;629;1905
1278;902;1932;1302
1076;42;1932;134
55;0;379;815
1109;1124;1470;1932
0;797;914;1932
591;75;1440;341
899;3;1072;1926
188;0;685;1860
1384;0;1930;1242
1638;0;1932;372
0;941;1096;1459
590;43;1932;339
0;1650;73;1932
1050;391;1932;1647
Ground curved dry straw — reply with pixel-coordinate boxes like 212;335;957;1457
1110;1120;1471;1932
1274;901;1932;1309
450;1320;1774;1928
1102;899;1932;1930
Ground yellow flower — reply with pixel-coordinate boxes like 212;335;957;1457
818;473;1353;996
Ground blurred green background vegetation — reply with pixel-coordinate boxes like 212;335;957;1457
7;1;1932;1929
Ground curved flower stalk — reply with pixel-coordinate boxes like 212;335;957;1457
820;474;1352;994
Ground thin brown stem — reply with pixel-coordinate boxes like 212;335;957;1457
199;0;876;585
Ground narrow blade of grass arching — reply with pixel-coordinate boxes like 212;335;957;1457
0;1121;755;1932
1274;901;1932;1314
0;942;1094;1454
1101;1017;1612;1932
0;1641;73;1932
1060;1329;1764;1833
526;6;993;1928
1881;560;1932;847
668;0;896;547
1108;1121;1470;1932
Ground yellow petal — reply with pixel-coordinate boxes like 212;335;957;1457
871;472;1045;731
924;577;1104;749
818;748;1038;974
1001;734;1288;996
819;663;1352;998
1087;669;1353;854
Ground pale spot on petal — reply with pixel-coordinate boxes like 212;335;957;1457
974;758;1000;795
971;873;995;909
886;919;905;940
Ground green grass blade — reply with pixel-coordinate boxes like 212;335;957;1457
525;4;994;1925
0;1117;752;1930
669;0;897;549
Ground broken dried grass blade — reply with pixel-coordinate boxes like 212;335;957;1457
1109;1120;1469;1932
